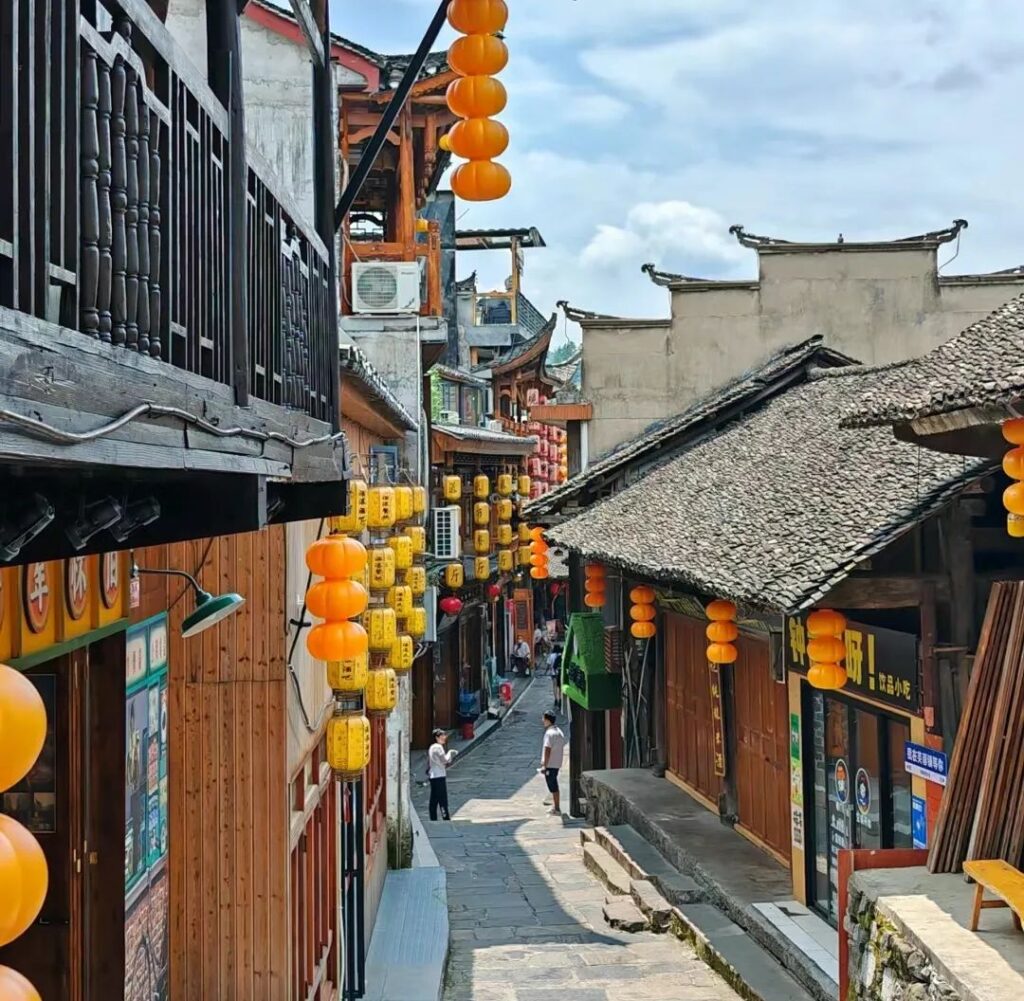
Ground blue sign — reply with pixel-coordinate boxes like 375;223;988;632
904;742;948;786
912;796;928;849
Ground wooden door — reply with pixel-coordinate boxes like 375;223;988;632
0;653;82;1000
664;614;722;806
732;634;791;862
411;651;434;750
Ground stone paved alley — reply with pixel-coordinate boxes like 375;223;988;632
413;680;742;1001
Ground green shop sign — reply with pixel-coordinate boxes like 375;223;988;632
561;612;622;711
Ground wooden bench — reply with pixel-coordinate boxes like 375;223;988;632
963;859;1024;932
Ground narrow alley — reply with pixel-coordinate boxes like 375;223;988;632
413;680;742;1001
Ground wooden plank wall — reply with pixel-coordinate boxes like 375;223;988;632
134;527;289;1001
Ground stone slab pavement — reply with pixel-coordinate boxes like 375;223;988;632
413;680;743;1001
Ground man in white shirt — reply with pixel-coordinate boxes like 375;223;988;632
512;638;531;675
427;728;457;820
539;711;566;816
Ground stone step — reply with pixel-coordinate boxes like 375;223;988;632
579;828;597;847
582;842;632;896
602;896;649;933
630;878;672;931
595;824;703;905
670;903;816;1001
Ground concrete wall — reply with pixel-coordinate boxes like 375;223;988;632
581;243;1024;459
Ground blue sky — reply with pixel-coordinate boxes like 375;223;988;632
328;0;1024;344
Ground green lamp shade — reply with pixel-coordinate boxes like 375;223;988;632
181;590;245;638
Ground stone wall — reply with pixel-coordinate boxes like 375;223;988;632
846;882;958;1001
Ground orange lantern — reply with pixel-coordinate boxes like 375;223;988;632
707;642;738;665
0;665;47;792
307;621;369;662
0;817;47;947
1004;446;1024;481
629;586;656;605
448;117;509;161
584;593;605;609
530;538;549;556
631;621;656;640
584;578;606;595
306;579;369;622
1003;418;1024;445
705;599;738;622
705;621;738;644
0;966;41;1001
529;526;545;542
807;635;845;664
806;609;847;639
809;663;847;690
447;0;508;34
530;566;549;581
306;537;367;579
584;563;606;580
447;76;507;119
630;604;656;623
450;160;512;202
1005;482;1024;517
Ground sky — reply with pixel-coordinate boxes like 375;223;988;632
328;0;1024;345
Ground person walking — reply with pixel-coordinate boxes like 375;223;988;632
512;637;531;676
547;643;563;711
539;711;566;815
427;727;457;821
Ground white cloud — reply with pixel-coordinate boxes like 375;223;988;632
581;201;746;271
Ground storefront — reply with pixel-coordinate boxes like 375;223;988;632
786;613;932;925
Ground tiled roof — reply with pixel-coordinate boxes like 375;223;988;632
340;344;418;431
434;423;538;449
548;366;989;613
516;293;549;339
525;337;852;520
842;294;1024;428
433;364;490;388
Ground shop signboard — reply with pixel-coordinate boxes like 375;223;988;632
785;613;919;713
709;665;726;777
912;796;928;849
125;614;169;1001
904;742;947;786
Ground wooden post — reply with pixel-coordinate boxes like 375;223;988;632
206;1;249;406
920;580;941;735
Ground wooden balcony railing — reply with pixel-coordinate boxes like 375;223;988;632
0;0;336;425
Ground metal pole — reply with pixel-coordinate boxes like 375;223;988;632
333;0;449;231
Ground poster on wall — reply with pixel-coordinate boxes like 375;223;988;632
124;614;169;1001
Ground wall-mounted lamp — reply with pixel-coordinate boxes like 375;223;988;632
110;497;161;543
0;494;55;562
66;497;123;550
131;560;245;638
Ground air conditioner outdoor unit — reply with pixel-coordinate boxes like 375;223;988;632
432;506;462;559
352;261;421;314
424;586;439;643
438;410;460;426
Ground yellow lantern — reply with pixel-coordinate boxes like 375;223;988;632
405;566;427;596
387;585;414;618
394;486;414;523
631;621;657;640
412;485;427;515
366;669;398;718
497;474;513;496
518;548;532;567
365;607;398;652
326;712;371;779
368;547;397;590
1009;513;1024;538
0;665;48;792
496;524;513;547
443;475;462;502
518;475;531;496
496;499;513;521
707;642;737;664
518;524;531;543
445;563;465;589
330;479;368;535
390;634;415;672
367;486;396;530
474;530;491;555
497;549;514;573
475;556;491;580
407;606;427;638
473;474;490;499
408;525;427;555
388;535;414;571
326;653;369;692
474;502;490;526
349;562;369;589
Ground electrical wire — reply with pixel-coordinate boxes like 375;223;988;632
0;403;345;449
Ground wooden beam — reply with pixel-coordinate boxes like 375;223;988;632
920;580;940;734
823;574;951;609
288;0;325;66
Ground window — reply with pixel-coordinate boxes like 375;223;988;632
441;380;459;416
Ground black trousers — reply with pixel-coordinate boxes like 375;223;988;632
429;776;450;820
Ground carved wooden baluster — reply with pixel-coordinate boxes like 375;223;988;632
97;61;114;343
124;75;140;350
281;244;295;407
79;50;101;336
136;84;151;354
148;111;162;357
110;57;128;346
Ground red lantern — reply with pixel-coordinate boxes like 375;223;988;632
487;584;502;601
439;596;464;616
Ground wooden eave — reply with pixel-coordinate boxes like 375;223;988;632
529;402;593;425
340;376;409;440
430;428;535;463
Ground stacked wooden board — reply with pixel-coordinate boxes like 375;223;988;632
929;581;1024;873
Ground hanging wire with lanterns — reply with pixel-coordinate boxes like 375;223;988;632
705;599;738;664
629;585;657;640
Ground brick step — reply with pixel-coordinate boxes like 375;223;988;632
581;842;631;896
594;824;703;905
630;878;672;932
602;896;649;933
670;903;816;1001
